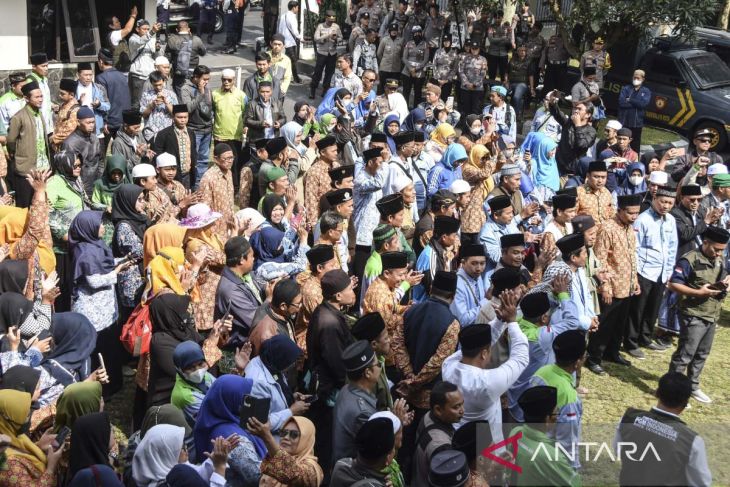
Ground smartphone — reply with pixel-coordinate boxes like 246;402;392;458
446;96;454;108
239;395;271;427
98;353;106;372
221;299;233;325
7;191;15;196
304;394;318;404
55;425;71;447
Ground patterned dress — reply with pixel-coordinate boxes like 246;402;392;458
199;165;234;240
115;222;145;308
363;277;408;366
303;159;337;229
294;271;322;353
460;163;493;234
0;457;56;486
576;185;616;230
260;448;322;487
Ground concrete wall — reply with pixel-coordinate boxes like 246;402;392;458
0;0;32;71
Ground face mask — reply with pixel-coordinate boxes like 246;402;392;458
413;34;423;42
390;32;398;39
470;127;482;136
629;175;644;186
184;367;208;384
415;123;424;130
346;102;356;112
632;79;642;87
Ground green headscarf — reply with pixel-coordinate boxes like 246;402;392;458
53;382;102;432
319;113;336;134
94;154;128;198
140;403;192;438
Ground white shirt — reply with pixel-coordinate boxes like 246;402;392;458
109;30;123;47
278;10;302;48
441;320;529;445
76;83;94;107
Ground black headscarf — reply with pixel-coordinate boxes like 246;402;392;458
293;101;308;126
69;412;112;478
0;365;41;395
259;335;302;405
149;294;201;344
165;464;208;487
69;211;116;293
0;292;33;333
54;151;87;199
261;194;286;233
111;184;150;256
0;260;29;295
334;114;357;148
41;312;97;386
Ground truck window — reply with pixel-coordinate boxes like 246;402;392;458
646;56;681;84
684;54;730;89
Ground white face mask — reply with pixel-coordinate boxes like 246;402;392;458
470;127;482;136
183;367;208;384
629;175;644;186
632;79;642;87
415;123;424;130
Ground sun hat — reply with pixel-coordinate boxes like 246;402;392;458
178;203;222;229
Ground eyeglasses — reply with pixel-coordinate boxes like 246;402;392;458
73;163;82;168
287;301;303;309
222;78;234;83
219;155;235;161
363;77;376;82
280;429;300;440
697;138;712;143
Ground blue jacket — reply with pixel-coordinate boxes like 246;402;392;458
426;143;466;197
75;82;110;137
96;68;132;129
215;267;264;346
617;84;651;128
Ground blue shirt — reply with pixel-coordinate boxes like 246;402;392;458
411;151;435;213
451;268;488;325
570;267;596;330
635;208;678;282
353;160;387;246
479;217;520;270
617;84;652;128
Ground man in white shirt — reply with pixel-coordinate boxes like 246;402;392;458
441;290;528;445
278;0;303;83
106;6;138;48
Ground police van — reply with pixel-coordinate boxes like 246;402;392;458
600;39;730;151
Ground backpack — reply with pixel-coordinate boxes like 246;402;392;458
120;301;153;357
174;37;193;77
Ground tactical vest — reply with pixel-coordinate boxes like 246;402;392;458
618;408;696;487
679;249;726;321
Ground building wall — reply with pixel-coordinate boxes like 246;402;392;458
0;0;32;72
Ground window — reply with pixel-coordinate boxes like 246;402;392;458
62;0;101;61
685;53;730;89
646;56;680;83
27;0;100;63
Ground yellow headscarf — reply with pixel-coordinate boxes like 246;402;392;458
0;390;47;474
430;123;456;148
143;246;186;302
0;208;56;275
143;223;187;268
466;144;495;195
184;224;224;256
261;416;323;487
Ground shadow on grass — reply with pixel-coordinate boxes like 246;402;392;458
601;362;662;395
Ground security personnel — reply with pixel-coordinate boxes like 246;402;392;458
375;78;401;113
668;226;730;404
379;0;409;38
331;340;379;464
428;450;471;487
579;37;611;88
539;33;570;94
310;10;343;99
672;128;724;183
458;39;488;116
530;329;586;469
403;0;429;43
510;386;581;486
357;0;384;33
401;25;429;107
222;0;245;54
672;184;710;258
616;371;712;486
351;313;393;409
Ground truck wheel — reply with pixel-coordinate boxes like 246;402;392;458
695;121;727;152
214;11;224;33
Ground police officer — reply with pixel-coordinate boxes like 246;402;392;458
428;450;471;487
616;372;711;486
401;25;429;106
403;0;429;43
310;10;343;99
377;23;403;95
540;32;570;94
579;37;611;89
348;11;370;53
357;0;384;34
668;226;730;404
458;39;488;116
331;340;379;464
263;0;278;45
222;0;244;54
672;128;724;183
379;0;409;38
375;78;401;115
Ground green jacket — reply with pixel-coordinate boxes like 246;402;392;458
509;424;581;487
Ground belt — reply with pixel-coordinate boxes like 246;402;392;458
548;60;568;65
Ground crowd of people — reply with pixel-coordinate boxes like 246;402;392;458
0;0;723;486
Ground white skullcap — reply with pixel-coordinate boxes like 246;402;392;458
392;171;413;194
132;163;157;179
369;411;402;433
155;153;177;168
648;171;668;185
708;163;728;176
449;179;471;194
606;120;622;131
222;68;236;78
155;56;170;65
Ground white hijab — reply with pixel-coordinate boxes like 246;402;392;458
132;424;186;487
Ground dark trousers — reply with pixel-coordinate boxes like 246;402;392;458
670;314;715;390
93;319;126;398
99;127;119;159
487;54;508;81
626;274;666;350
286;46;301;81
310;52;337;95
224;9;241;48
378;71;400;94
214;138;242;193
543;62;568;94
353;244;371;310
399;406;428;484
439;81;454;102
587;296;630;365
460;90;484;117
198;7;217;38
627;126;643;153
54;252;73;312
264;12;278;45
10;170;34;208
402;76;424;107
128;76;146;111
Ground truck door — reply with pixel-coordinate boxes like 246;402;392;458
641;56;690;132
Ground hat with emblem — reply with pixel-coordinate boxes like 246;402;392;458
325;188;353;206
428;450;470;487
342;340;375;372
655;185;676;198
385;78;400;88
694;128;714;139
329;164;355;184
376;194;405;217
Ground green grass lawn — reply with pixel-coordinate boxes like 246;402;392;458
578;303;730;485
593;118;685;147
